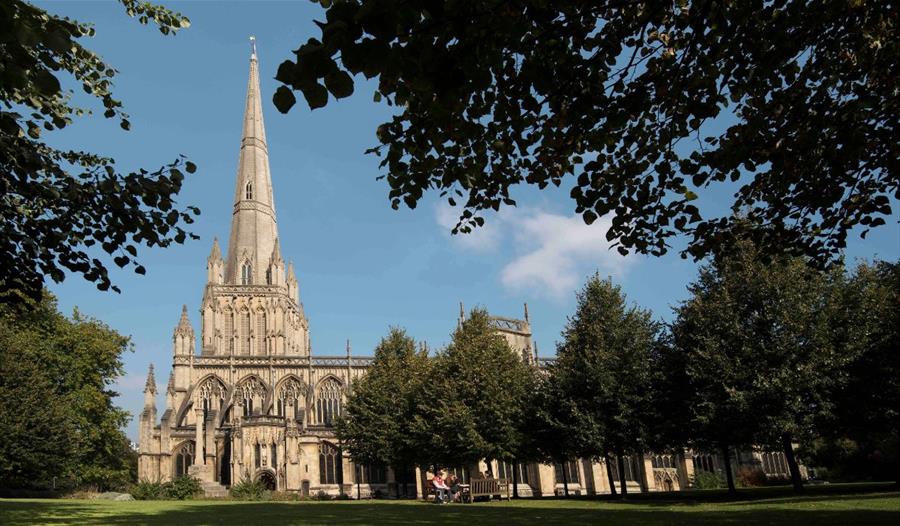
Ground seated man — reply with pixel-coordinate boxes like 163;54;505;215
432;472;450;504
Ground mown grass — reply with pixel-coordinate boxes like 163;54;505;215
1;483;898;525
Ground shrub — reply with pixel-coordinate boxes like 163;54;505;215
270;491;299;501
230;479;268;501
165;476;201;500
314;490;332;500
692;471;725;489
132;480;166;500
736;467;768;488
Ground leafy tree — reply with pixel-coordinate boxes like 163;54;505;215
672;240;838;493
274;1;897;266
0;293;134;490
811;261;899;483
528;370;592;497
1;0;199;305
550;274;660;496
414;308;536;472
336;327;430;496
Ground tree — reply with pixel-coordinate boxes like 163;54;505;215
0;293;134;490
528;369;594;498
336;327;430;497
273;1;897;266
1;0;199;305
414;308;536;472
672;239;838;493
811;261;899;484
550;274;660;496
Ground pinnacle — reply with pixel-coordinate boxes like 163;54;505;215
208;237;222;261
145;364;157;393
179;305;190;327
271;239;283;264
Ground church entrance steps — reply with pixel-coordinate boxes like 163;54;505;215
200;480;229;498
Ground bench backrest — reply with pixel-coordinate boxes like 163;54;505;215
470;478;506;496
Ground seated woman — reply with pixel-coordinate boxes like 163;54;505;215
432;472;450;504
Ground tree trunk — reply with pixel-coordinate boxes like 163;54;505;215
605;454;618;497
617;453;628;497
512;460;519;499
781;432;804;492
561;460;570;497
721;444;736;494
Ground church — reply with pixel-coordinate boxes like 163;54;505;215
137;42;803;498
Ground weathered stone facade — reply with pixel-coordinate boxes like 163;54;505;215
138;42;805;498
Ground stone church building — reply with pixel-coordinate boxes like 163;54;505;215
137;43;802;498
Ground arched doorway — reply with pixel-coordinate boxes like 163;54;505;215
257;469;277;491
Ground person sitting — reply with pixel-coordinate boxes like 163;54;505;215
447;474;460;502
432;472;450;504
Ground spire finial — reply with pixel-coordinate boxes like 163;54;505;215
209;237;222;261
166;371;175;395
524;302;530;323
144;364;156;393
346;339;351;357
249;36;257;60
459;301;465;319
178;305;191;328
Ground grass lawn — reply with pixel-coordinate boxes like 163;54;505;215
2;484;898;526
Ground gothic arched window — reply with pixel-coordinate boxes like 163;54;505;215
173;441;194;478
315;377;342;425
240;310;251;354
278;377;306;422
553;459;581;484
319;441;343;485
257;312;266;355
237;376;266;418
196;376;225;418
241;261;252;285
224;310;235;354
245;182;253;200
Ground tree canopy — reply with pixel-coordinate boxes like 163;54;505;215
274;0;897;266
671;239;840;491
336;327;430;484
549;274;660;494
414;308;536;469
0;293;134;490
1;0;198;305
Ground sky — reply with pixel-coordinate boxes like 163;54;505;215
35;1;898;441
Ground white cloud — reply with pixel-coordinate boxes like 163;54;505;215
434;201;501;252
501;212;632;299
434;203;636;299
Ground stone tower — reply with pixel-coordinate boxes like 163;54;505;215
198;37;309;357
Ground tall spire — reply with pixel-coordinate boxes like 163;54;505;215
225;37;281;284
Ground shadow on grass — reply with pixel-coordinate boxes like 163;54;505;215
552;481;899;506
2;498;899;526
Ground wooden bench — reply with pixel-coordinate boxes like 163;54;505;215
422;478;435;500
463;478;510;503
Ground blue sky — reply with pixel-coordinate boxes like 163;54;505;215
36;1;898;441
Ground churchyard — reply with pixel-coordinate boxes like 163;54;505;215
2;484;899;526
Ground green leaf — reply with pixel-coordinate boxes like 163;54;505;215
273;86;297;113
324;70;354;99
302;83;329;110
